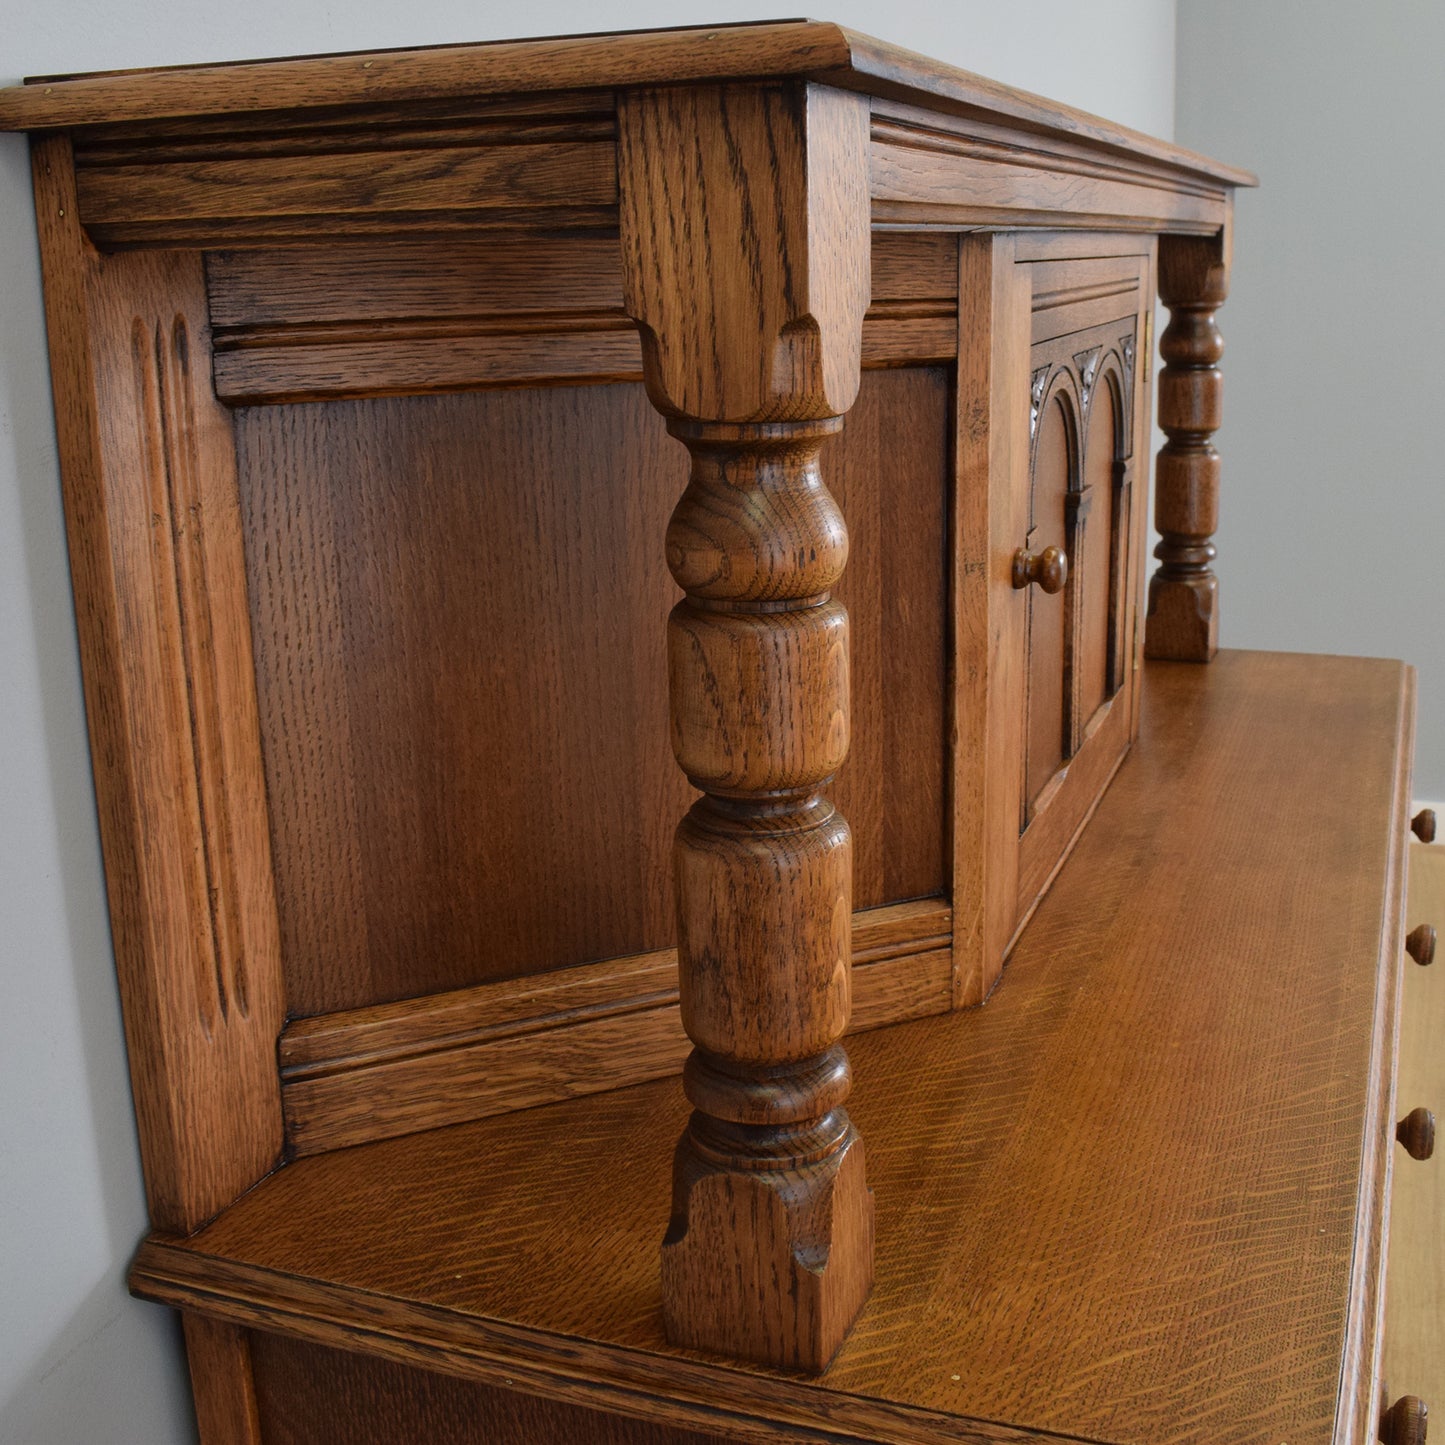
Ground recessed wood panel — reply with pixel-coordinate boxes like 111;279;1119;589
1079;373;1120;727
236;370;949;1015
1026;392;1072;820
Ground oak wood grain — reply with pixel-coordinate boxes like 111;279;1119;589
1015;282;1147;933
236;372;948;1018
1145;228;1230;663
206;232;957;403
869;112;1229;234
0;22;1256;197
183;1315;263;1445
30;137;285;1234
951;233;1026;1007
249;1332;739;1445
133;652;1412;1445
210;232;954;331
1333;662;1414;1445
73;138;617;247
278;902;954;1156
620;79;876;1372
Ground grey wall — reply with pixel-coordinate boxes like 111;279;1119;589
1175;0;1444;801
0;5;1177;1441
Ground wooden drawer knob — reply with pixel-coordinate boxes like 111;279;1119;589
1012;545;1068;594
1381;1395;1428;1445
1398;1107;1436;1161
1413;808;1438;843
1407;924;1437;967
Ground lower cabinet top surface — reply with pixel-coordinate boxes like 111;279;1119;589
134;650;1414;1445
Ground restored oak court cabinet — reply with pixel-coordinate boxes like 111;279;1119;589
2;21;1435;1445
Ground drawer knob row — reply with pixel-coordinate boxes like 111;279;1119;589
1012;545;1068;595
1413;808;1437;843
1382;1395;1429;1445
1398;1107;1436;1161
1407;924;1437;967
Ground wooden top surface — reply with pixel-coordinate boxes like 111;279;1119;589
133;651;1408;1445
0;20;1254;188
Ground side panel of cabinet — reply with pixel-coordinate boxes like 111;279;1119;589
957;235;1154;1003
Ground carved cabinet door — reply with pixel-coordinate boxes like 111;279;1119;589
1006;244;1154;942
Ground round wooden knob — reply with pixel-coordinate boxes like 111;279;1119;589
1413;809;1438;844
1398;1107;1436;1160
1381;1394;1428;1445
1012;545;1068;594
1407;924;1437;967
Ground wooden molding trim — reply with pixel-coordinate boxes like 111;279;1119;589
131;1245;1088;1445
280;899;953;1156
206;231;958;402
1332;669;1415;1445
70;99;619;248
0;23;1256;196
869;106;1230;234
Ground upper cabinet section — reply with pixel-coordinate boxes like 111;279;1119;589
0;20;1255;250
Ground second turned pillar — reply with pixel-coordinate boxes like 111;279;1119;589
1146;230;1232;662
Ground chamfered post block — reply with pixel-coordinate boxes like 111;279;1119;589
619;80;874;1372
1146;230;1230;662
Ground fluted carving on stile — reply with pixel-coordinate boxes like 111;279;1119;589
134;313;248;1035
660;415;873;1371
1147;234;1229;661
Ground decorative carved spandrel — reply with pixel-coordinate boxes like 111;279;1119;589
1029;365;1050;441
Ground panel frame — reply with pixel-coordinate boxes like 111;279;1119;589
211;230;963;1155
29;136;287;1233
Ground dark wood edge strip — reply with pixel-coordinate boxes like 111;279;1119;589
1331;664;1415;1445
129;1243;1108;1445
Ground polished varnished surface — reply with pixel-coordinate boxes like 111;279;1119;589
0;20;1255;196
135;651;1411;1443
236;372;948;1015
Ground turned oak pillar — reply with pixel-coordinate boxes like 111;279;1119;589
1146;231;1230;662
619;81;874;1372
